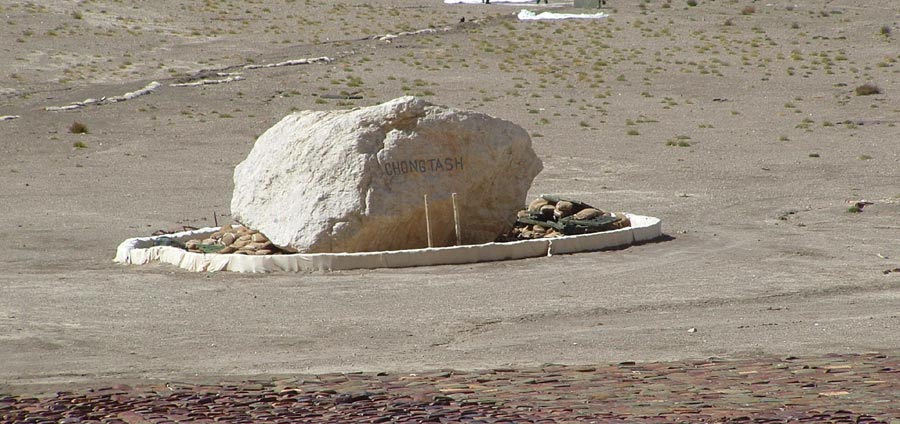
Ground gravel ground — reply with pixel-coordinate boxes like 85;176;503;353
4;353;898;423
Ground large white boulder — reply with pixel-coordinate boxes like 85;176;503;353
231;96;542;253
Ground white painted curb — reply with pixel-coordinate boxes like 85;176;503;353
114;214;661;273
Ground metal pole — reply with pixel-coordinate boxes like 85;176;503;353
424;194;433;248
452;193;462;246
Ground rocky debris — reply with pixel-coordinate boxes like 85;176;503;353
2;353;898;423
501;195;630;240
180;226;288;255
231;96;542;254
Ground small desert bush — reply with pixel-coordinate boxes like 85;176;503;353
73;141;87;149
686;0;697;6
881;25;891;37
68;121;88;134
741;5;755;15
666;135;691;147
855;83;881;96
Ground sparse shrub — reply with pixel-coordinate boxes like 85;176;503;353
68;121;88;134
847;205;861;213
741;5;755;15
858;154;873;160
73;141;87;149
855;83;881;96
666;135;691;147
627;129;640;136
808;153;820;158
71;11;82;19
686;0;697;6
880;25;891;37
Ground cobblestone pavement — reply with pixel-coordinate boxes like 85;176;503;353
3;353;898;423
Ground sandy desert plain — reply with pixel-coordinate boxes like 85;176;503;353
1;0;899;414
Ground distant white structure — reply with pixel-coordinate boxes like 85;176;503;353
517;9;609;20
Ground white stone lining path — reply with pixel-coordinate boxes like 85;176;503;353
243;56;333;70
5;19;473;119
15;20;470;118
169;75;245;87
38;57;333;114
374;27;452;42
44;81;162;112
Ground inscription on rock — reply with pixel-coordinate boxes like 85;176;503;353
382;157;464;176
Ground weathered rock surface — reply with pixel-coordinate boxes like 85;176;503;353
231;96;543;253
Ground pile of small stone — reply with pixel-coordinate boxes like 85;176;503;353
507;195;630;240
184;226;288;255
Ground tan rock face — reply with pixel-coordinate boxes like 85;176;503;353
231;96;543;253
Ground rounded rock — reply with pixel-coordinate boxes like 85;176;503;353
573;208;602;220
221;233;237;246
528;198;550;212
231;239;251;249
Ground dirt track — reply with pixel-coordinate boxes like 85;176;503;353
1;0;899;414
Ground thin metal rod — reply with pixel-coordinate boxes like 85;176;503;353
424;194;433;248
452;193;462;246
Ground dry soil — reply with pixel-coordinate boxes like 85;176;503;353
1;0;899;399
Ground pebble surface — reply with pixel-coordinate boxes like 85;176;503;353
2;353;898;423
